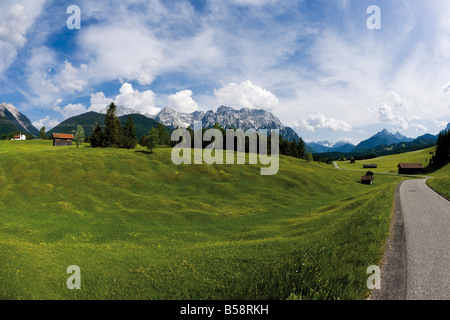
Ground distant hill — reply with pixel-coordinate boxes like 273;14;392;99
353;129;413;151
0;103;39;137
47;112;167;139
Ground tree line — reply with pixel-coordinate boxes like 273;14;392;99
90;103;138;149
155;122;308;159
432;129;450;167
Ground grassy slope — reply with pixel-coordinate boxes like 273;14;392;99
0;140;403;300
426;164;450;199
337;147;435;174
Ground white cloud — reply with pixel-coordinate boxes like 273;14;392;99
89;83;160;116
214;80;279;110
298;113;352;132
410;123;428;132
443;82;450;93
0;1;46;75
433;119;447;129
53;61;88;94
114;83;159;116
374;103;409;131
89;92;113;113
167;90;199;113
32;116;60;131
54;103;88;119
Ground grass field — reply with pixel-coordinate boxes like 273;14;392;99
336;146;449;200
337;147;435;174
0;140;405;300
426;163;450;200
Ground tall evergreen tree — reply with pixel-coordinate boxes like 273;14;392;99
121;115;137;149
90;124;103;148
103;102;122;147
156;123;171;146
433;129;450;166
146;127;159;153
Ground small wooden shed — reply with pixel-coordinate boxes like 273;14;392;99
398;163;424;175
361;175;374;185
52;133;74;147
363;164;377;169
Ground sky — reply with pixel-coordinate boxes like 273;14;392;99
0;0;449;144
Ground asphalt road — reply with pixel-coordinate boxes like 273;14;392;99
400;179;450;299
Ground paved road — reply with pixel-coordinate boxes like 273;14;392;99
400;179;450;299
333;162;450;299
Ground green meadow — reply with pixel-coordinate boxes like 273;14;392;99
426;163;450;199
0;140;405;300
337;147;435;174
336;146;449;199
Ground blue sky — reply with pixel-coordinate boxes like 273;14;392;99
0;0;449;144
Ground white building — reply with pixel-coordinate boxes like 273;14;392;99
12;134;26;141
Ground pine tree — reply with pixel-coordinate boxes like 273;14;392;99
146;128;159;153
156;123;170;146
433;129;450;166
121;116;137;149
103;102;122;147
90;124;103;148
74;125;85;148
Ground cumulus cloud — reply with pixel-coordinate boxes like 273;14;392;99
410;123;428;132
114;83;159;116
53;61;88;94
374;103;409;131
167;90;199;113
89;92;113;113
89;83;160;116
0;1;46;75
54;103;88;119
297;113;352;132
32;116;60;131
214;80;279;110
443;82;450;93
372;91;421;131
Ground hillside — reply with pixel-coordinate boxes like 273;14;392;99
0;140;403;300
337;147;435;174
47;112;168;139
0;103;39;137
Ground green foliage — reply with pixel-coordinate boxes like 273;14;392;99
74;125;85;148
39;127;46;140
432;129;450;167
90;124;103;148
146;127;159;153
121;116;137;149
103;103;122;148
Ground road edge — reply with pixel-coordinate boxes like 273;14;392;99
369;180;407;300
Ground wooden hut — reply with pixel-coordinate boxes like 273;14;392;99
361;175;374;185
52;133;74;147
397;163;424;175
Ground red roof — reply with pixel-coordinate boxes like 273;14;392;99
52;133;74;140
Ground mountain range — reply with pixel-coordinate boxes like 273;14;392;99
99;105;301;142
0;103;39;137
306;127;448;155
1;102;448;156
